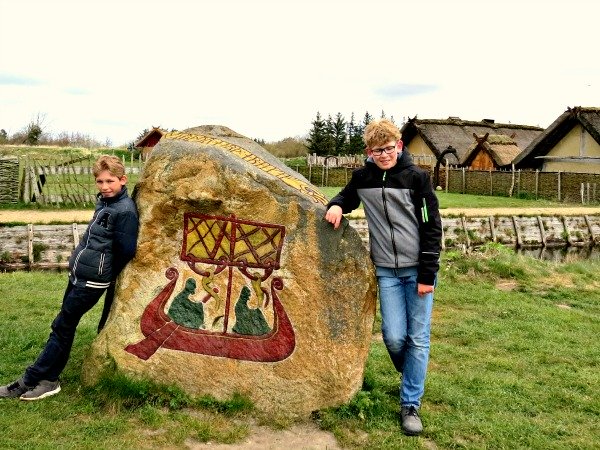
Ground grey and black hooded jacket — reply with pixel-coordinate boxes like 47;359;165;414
68;186;139;289
327;151;442;285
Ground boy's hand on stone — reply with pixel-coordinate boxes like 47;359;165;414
325;205;343;230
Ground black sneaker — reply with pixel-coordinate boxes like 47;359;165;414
0;379;32;399
19;380;61;401
401;405;423;436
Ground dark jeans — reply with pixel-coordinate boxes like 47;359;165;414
23;282;105;386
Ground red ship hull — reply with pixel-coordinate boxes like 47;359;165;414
125;268;295;362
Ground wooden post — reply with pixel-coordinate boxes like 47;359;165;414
462;167;466;194
445;162;449;193
536;216;546;247
27;224;34;268
441;225;446;250
560;216;571;245
23;158;30;204
584;215;595;243
460;216;471;248
509;164;515;197
535;170;539;199
72;223;79;249
511;216;522;248
489;167;493;195
558;171;561;202
587;182;591;204
488;216;497;242
581;183;585;204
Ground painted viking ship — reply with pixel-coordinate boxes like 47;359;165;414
125;213;295;362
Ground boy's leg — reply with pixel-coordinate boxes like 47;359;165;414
400;275;434;408
97;282;115;333
23;282;105;386
376;267;408;373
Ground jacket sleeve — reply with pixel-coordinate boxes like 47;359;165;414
415;172;442;285
112;209;139;277
326;171;362;214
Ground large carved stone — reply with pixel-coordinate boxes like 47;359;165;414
82;125;376;418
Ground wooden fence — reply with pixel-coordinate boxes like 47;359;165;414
0;157;19;204
0;155;143;206
444;166;600;203
3;215;600;270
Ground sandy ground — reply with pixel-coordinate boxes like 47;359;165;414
3;206;600;225
188;423;342;450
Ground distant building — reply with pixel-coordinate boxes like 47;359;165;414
513;107;600;173
400;116;543;166
463;133;522;170
134;127;165;160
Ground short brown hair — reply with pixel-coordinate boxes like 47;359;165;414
92;155;126;178
363;119;401;149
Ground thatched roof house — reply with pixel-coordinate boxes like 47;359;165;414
400;116;543;165
513;107;600;173
463;133;522;170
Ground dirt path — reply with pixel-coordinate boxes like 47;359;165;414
188;422;341;450
2;207;600;225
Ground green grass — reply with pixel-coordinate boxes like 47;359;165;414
1;247;599;448
319;187;581;209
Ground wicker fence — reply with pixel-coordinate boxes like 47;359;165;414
0;157;19;204
444;166;600;203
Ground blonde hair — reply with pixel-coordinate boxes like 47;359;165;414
363;119;401;149
92;155;126;178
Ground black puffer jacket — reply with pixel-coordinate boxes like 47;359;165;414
327;151;442;285
68;186;139;288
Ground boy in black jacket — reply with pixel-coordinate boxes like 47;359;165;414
0;155;139;401
325;119;442;436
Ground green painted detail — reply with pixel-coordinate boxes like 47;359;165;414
422;198;429;223
168;278;205;329
232;286;271;336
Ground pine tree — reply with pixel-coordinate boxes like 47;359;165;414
332;113;347;155
362;111;374;129
347;112;365;155
324;115;336;156
306;112;328;156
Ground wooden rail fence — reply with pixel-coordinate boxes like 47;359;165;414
2;215;600;270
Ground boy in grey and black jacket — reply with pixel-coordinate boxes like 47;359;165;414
325;119;441;437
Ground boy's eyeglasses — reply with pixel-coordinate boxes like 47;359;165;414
371;145;396;156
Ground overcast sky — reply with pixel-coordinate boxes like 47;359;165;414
1;0;599;146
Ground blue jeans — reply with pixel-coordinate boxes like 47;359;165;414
376;266;434;408
23;282;105;386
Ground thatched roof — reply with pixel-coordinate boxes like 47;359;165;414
464;133;522;167
400;116;543;165
513;107;600;169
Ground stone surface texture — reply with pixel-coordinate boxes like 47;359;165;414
82;125;376;418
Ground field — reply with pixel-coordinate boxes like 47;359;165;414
0;246;598;449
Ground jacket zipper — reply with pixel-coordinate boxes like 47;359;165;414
73;204;105;283
381;171;399;267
